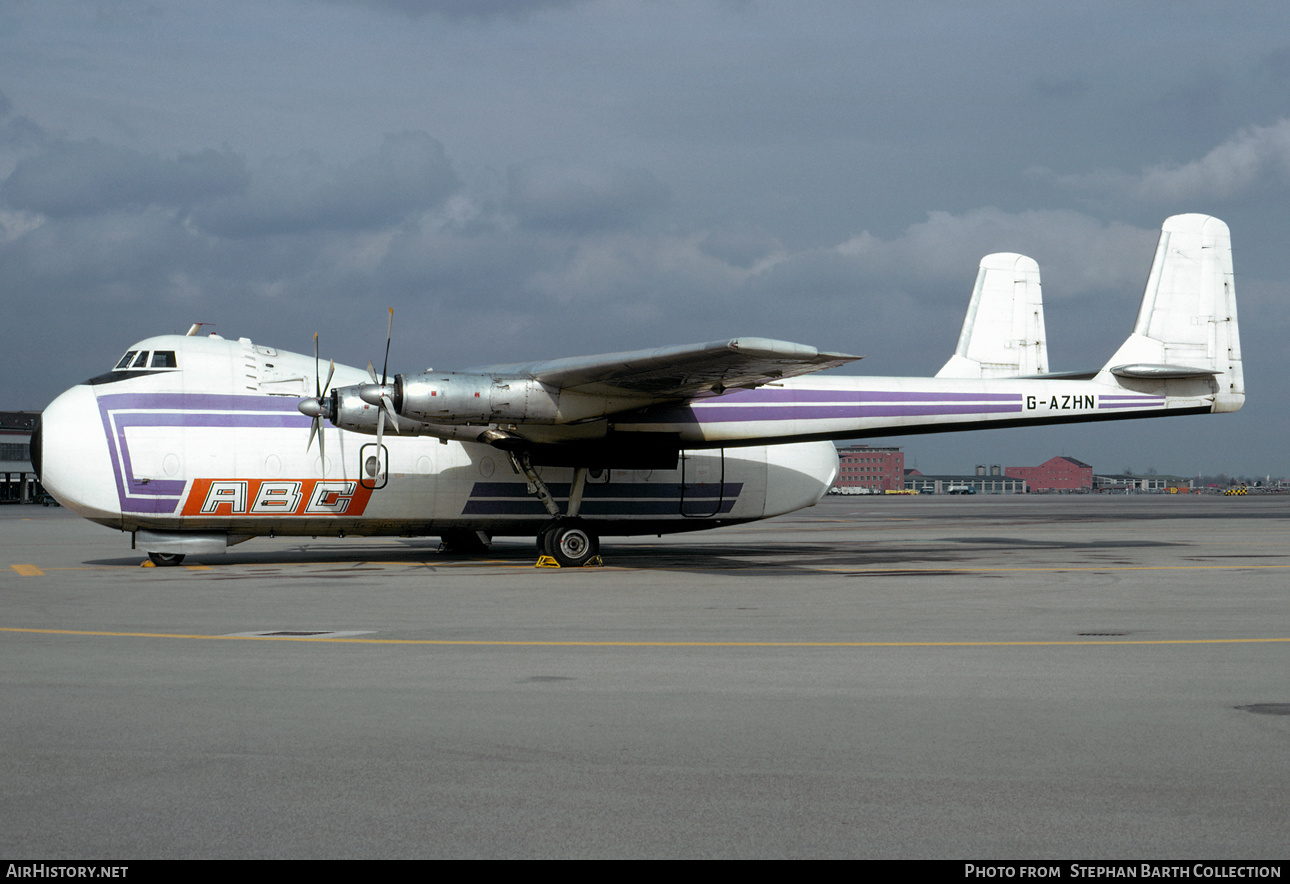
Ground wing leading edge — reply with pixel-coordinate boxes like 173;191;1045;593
474;337;861;399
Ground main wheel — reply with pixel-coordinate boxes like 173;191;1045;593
549;523;599;567
537;523;557;556
147;551;185;567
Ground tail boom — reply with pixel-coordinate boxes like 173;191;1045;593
617;213;1242;444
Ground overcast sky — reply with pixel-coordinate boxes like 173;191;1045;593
3;0;1289;477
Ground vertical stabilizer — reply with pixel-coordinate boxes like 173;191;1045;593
1100;214;1243;412
936;252;1048;378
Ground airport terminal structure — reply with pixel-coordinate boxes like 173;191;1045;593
828;444;1200;494
0;411;41;504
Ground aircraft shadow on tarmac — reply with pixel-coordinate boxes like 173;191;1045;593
82;533;1186;574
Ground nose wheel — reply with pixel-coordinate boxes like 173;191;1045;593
539;520;600;568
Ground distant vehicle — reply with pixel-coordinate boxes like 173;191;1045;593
946;486;977;495
35;215;1243;566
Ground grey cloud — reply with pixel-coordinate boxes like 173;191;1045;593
830;208;1155;302
697;227;780;269
193;132;459;238
330;0;586;20
506;161;669;233
2;209;209;306
1034;118;1290;203
1;140;249;217
0;90;43;149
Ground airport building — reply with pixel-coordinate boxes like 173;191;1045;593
0;411;42;504
832;445;904;493
904;464;1027;494
1006;456;1093;492
1092;473;1194;492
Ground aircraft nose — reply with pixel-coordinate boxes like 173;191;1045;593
39;384;121;525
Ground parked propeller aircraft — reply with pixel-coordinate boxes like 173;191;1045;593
35;214;1243;566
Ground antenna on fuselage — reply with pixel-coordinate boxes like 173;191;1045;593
186;322;215;336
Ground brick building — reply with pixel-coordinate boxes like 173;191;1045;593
1005;456;1092;492
833;445;904;493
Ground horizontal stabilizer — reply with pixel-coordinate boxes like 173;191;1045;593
936;253;1048;379
1109;363;1219;380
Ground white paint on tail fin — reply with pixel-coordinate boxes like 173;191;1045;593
936;252;1048;379
1100;214;1243;412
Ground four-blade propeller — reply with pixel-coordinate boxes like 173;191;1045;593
297;310;401;479
298;332;336;467
358;307;400;450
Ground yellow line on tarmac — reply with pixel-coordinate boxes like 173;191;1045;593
10;564;44;576
1;627;1288;648
818;563;1290;574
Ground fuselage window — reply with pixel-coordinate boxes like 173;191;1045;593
115;351;138;370
131;351;150;369
151;351;177;368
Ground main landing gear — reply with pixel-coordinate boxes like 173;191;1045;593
512;452;602;568
537;519;601;568
147;552;185;567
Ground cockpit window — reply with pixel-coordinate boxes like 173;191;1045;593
112;348;179;372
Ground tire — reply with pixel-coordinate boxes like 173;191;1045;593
147;552;185;567
550;523;599;567
537;523;557;556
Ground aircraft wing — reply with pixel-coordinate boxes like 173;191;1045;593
474;337;860;400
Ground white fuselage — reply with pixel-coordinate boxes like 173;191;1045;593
37;334;839;542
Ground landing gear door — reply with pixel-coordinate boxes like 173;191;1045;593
680;449;724;517
359;443;388;490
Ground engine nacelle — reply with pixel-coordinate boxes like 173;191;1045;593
330;386;422;436
397;372;560;425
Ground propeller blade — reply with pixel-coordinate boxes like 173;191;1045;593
375;406;385;451
307;418;318;452
381;307;393;385
313;332;320;399
366;360;378;384
322;360;335;396
380;394;399;433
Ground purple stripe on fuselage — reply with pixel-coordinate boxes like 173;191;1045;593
621;401;1024;424
96;391;311;514
707;389;1022;403
97;392;307;414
